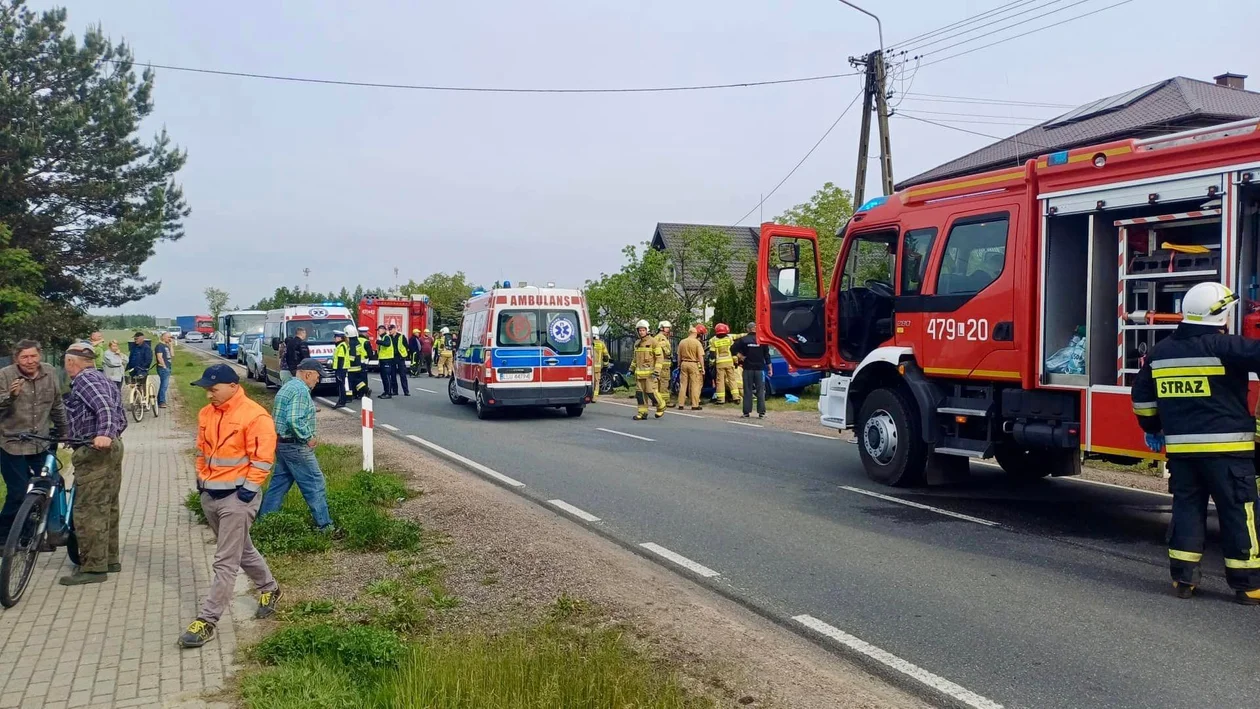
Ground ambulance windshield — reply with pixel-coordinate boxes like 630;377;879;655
288;319;354;344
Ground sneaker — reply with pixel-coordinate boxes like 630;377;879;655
177;619;216;648
741;414;750;418
1173;582;1196;599
108;563;122;573
1234;588;1260;606
256;587;282;619
58;571;107;586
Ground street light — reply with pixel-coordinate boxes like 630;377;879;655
835;0;883;57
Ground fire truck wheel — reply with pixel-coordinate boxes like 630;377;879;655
856;387;927;487
993;444;1054;480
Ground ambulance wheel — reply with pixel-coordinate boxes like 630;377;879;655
857;387;927;487
448;377;468;405
565;405;584;418
474;388;493;420
993;444;1054;480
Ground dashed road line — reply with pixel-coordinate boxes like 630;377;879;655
381;423;399;432
405;434;525;487
670;410;705;418
793;615;1003;709
598;400;636;409
639;543;720;578
596;427;655;442
840;486;1000;527
727;420;763;428
415;387;438;394
971;460;1175;499
794;430;838;439
547;499;601;522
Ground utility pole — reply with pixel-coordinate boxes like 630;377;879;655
302;267;310;293
850;50;895;208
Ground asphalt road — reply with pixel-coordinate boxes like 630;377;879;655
198;344;1259;708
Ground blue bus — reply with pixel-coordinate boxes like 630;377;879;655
215;310;266;358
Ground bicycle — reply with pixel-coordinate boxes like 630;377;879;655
0;433;92;608
124;372;158;422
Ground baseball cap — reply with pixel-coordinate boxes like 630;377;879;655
65;341;95;359
296;358;328;376
191;363;239;388
387;323;397;329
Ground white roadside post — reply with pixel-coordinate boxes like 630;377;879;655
361;396;375;472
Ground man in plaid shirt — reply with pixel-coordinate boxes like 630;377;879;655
259;359;333;531
61;342;127;585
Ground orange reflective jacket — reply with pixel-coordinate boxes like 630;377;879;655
195;386;277;492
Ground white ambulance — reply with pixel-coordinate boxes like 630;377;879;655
260;303;355;389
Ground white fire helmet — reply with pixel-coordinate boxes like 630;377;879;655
440;327;450;334
1181;282;1239;328
658;320;672;330
636;319;650;331
342;324;357;337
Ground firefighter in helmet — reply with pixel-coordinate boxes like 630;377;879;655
632;319;666;420
709;323;741;405
592;330;610;402
1131;281;1260;604
436;326;454;377
656;321;673;404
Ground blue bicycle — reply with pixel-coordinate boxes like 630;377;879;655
1;433;90;608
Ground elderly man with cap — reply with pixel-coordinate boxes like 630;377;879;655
178;363;280;648
0;340;69;538
259;359;334;532
60;342;127;585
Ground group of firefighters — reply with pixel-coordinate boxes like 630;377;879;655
602;319;748;420
329;324;456;408
1131;281;1260;605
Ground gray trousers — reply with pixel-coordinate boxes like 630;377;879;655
199;491;277;624
742;368;767;416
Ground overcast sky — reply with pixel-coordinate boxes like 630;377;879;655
38;0;1260;316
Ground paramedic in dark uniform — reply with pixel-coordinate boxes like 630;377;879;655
1131;281;1260;605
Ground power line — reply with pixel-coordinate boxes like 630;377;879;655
897;112;1040;127
894;112;1011;140
733;88;865;226
895;0;1070;54
104;58;861;94
914;0;1099;58
887;0;1038;50
919;0;1135;68
900;92;1073;108
902;108;1050;120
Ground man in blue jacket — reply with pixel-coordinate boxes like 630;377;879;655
126;332;153;380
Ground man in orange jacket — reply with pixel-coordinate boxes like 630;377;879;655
178;364;281;649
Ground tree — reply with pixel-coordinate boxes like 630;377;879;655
250;285;339;311
400;272;476;328
774;182;854;289
0;223;43;350
663;227;738;324
204;287;230;322
584;244;678;338
0;1;188;349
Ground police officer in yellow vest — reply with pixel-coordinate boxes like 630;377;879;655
1131;282;1260;605
376;325;397;399
592;331;610;402
332;324;370;408
387;324;410;396
632;319;666;420
709;323;741;404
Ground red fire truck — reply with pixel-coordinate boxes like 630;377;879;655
357;294;435;370
757;118;1260;487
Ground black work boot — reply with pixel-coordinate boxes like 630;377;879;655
1172;582;1196;599
177;619;216;648
1234;588;1260;606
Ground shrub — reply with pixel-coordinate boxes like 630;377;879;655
183;490;206;524
252;622;405;670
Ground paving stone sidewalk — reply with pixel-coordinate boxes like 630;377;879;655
0;406;236;708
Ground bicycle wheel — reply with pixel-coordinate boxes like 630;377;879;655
1;493;47;608
131;388;145;422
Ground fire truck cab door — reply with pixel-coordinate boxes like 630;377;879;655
756;224;830;370
915;208;1018;379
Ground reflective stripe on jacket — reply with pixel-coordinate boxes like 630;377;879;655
709;335;735;365
1132;328;1260;457
196;386;277;492
592;340;609;369
633;336;664;378
655;333;672;360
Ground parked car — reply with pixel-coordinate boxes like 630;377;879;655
765;346;822;395
244;338;265;381
236;332;263;365
184;331;204;343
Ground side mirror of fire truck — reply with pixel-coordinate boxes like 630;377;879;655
777;242;800;264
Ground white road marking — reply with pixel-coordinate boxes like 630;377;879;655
794;430;839;439
381;423;399;432
670;410;705;418
596;427;655;442
792;615;1003;709
316;397;337;407
639;543;720;578
415;387;438;394
727;420;763;428
405;434;525;487
840;486;1001;527
972;460;1175;499
547;499;601;522
335;407;354;415
598;400;636;409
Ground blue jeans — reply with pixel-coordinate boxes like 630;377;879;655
157;367;171;405
259;443;332;528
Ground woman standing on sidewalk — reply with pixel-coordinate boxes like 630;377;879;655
103;341;125;390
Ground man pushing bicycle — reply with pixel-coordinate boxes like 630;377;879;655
0;339;68;536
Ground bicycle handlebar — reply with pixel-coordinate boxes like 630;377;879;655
8;432;94;447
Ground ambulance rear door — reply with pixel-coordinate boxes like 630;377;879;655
492;307;544;386
538;304;587;389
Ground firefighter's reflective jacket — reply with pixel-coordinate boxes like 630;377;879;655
1132;327;1260;457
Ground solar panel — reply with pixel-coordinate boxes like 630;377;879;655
1044;81;1163;128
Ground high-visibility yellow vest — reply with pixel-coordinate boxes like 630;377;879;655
377;335;395;360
